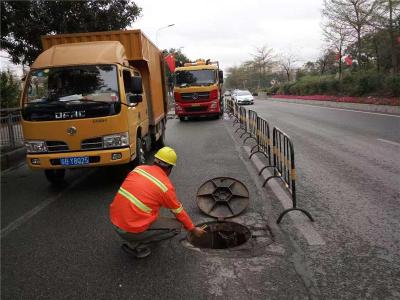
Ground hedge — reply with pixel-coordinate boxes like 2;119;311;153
276;72;400;97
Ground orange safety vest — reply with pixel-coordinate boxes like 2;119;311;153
110;165;195;233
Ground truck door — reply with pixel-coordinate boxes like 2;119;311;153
122;69;148;147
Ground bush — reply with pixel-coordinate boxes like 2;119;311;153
264;85;279;95
356;72;384;95
279;82;296;94
272;72;398;97
0;70;21;108
385;75;400;96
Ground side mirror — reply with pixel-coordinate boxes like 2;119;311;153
131;76;143;94
128;94;143;105
218;70;224;84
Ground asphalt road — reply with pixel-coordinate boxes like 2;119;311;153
2;100;399;299
247;98;400;298
1;117;310;299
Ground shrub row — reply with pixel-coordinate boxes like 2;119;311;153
274;72;400;97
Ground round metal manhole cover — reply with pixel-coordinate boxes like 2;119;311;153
187;221;251;249
196;177;249;219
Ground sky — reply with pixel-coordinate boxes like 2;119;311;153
0;0;325;75
132;0;325;71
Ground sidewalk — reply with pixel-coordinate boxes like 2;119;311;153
0;146;26;171
163;117;313;299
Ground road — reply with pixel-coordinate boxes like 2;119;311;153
249;98;400;298
2;99;400;299
1;117;309;299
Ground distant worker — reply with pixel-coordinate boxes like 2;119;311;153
110;146;206;258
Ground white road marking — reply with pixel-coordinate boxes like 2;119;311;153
266;99;400;118
244;146;326;246
377;138;400;146
1;170;94;239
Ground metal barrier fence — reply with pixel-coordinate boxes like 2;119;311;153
250;117;273;167
262;127;314;223
242;110;258;144
229;104;313;224
0;108;24;151
234;106;247;136
225;98;235;117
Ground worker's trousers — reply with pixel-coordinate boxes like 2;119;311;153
113;217;183;249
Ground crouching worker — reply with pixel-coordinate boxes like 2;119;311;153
110;146;205;258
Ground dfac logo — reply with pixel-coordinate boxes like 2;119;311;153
191;93;199;100
67;126;77;136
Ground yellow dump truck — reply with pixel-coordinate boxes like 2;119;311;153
20;30;168;183
173;60;223;120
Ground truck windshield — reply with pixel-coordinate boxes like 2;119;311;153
22;65;121;121
175;70;216;87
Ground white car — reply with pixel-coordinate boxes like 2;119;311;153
233;90;254;105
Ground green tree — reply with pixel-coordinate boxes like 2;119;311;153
0;69;20;108
1;0;141;65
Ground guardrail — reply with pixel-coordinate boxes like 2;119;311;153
250;116;273;167
228;102;313;224
242;110;258;145
262;127;314;223
234;106;247;137
0;108;24;151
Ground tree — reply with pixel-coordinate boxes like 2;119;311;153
323;19;352;79
279;53;297;82
376;0;400;72
1;1;142;66
164;48;190;68
0;69;20;108
251;46;275;88
162;48;191;93
316;49;338;75
323;0;379;68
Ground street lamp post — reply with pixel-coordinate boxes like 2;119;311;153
155;24;175;46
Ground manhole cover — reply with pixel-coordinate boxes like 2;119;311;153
187;221;251;249
196;177;249;219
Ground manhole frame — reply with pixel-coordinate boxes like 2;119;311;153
186;220;253;250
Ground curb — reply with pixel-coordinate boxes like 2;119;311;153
257;97;400;115
1;147;26;171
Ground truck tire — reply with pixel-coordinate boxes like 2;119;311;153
133;137;146;166
179;117;185;121
44;169;65;184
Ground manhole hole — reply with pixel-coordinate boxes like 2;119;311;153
187;221;251;249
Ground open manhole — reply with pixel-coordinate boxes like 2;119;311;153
187;221;251;249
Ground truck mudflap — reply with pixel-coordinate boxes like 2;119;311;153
26;147;132;169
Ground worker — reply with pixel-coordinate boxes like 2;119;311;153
110;146;206;258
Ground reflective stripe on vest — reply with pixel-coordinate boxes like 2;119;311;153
170;205;183;214
133;168;168;192
118;187;152;214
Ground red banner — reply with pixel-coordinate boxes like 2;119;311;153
344;55;353;66
165;54;175;72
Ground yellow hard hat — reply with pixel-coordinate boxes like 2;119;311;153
154;146;177;166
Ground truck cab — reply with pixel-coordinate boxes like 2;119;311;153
173;60;223;120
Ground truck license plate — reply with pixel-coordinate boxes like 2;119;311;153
191;104;200;107
60;156;90;166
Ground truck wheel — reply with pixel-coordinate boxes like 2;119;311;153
179;117;185;121
133;137;146;166
44;169;65;184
